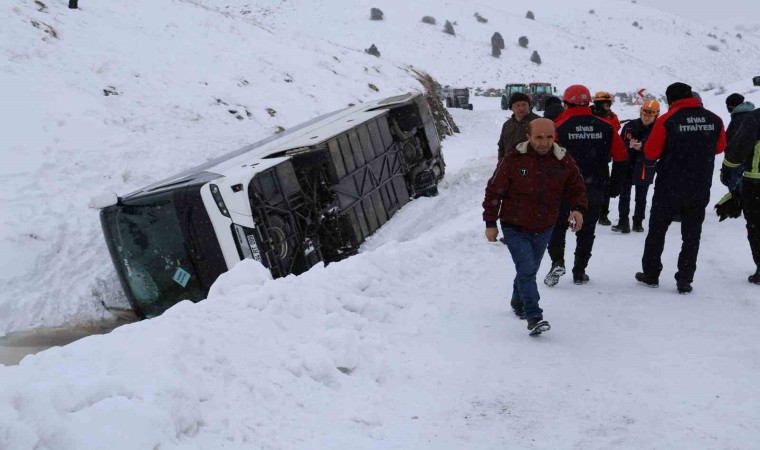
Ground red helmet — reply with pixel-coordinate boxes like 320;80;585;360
563;85;591;105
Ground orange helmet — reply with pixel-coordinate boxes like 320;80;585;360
593;91;613;103
641;99;660;117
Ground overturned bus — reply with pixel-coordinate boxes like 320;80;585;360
94;92;446;318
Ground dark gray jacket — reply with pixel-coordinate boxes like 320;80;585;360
497;112;540;158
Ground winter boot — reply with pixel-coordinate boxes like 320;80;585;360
677;281;693;294
635;272;659;288
544;260;566;287
527;317;551;336
573;270;590;285
598;214;612;226
510;299;525;319
632;219;644;233
611;219;631;234
748;267;760;285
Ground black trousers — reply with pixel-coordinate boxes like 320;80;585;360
601;190;611;218
548;186;602;274
743;181;760;268
641;188;709;284
619;179;650;223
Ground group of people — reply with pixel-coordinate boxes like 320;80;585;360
484;81;760;336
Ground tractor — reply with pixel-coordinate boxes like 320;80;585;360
528;82;556;111
501;83;529;110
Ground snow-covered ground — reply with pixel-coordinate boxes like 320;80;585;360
2;0;760;447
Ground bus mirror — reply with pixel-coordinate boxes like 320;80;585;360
89;192;119;209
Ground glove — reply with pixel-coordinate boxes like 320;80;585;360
720;164;734;187
714;189;743;222
608;161;626;198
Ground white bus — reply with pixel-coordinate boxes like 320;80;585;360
95;92;446;318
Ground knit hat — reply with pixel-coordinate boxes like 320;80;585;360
508;92;531;109
726;93;745;108
665;82;692;105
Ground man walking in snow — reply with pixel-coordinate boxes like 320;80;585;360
636;82;726;294
483;118;587;335
544;85;628;286
497;92;540;159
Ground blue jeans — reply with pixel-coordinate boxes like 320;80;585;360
502;226;554;319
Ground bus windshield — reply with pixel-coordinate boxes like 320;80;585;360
101;191;207;317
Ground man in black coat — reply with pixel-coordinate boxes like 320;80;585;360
611;99;660;233
724;93;755;191
636;82;727;294
721;106;760;284
544;85;627;286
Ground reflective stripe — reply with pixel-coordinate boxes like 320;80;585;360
739;141;760;180
723;160;741;168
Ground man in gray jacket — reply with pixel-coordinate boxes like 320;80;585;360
497;92;540;159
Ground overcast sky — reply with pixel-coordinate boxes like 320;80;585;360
634;0;759;26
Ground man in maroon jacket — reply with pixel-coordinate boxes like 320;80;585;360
483;118;588;335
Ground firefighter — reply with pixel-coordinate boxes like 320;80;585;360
545;85;627;286
591;91;621;226
636;82;726;294
611;100;660;233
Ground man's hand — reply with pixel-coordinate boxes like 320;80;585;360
568;211;584;233
720;164;734;187
629;138;642;151
485;227;499;242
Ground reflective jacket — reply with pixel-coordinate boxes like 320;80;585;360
644;97;726;198
724;107;760;183
483;142;588;234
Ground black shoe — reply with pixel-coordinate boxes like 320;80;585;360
635;272;659;288
573;271;590;285
632;220;644;233
598;215;611;226
677;282;692;294
527;317;551;336
510;300;526;319
611;221;631;234
749;269;760;285
544;260;566;287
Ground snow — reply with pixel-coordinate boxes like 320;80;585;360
2;0;760;448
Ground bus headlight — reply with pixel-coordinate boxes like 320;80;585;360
209;184;230;217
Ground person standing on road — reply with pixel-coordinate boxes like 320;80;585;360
636;82;726;294
483;118;588;335
544;85;628;287
611;99;660;233
497;92;541;160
